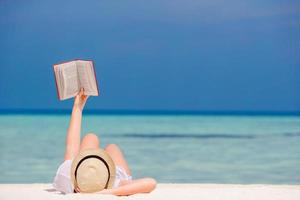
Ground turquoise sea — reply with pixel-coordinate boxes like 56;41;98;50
0;113;300;184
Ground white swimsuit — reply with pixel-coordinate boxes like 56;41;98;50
52;160;132;194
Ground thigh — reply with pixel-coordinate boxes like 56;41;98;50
105;144;131;176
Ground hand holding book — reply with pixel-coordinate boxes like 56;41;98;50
74;88;89;111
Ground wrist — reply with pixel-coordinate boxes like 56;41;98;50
72;105;83;112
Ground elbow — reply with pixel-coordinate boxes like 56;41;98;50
145;177;157;193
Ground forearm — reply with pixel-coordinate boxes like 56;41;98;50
64;106;82;160
110;184;145;196
98;180;156;196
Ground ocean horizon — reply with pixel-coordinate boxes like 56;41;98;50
1;109;300;116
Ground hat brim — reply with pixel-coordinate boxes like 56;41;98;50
71;148;116;192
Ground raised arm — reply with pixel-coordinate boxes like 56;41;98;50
64;88;89;160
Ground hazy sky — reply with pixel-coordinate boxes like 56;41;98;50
0;0;299;111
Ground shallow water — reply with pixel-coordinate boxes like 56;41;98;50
0;114;299;184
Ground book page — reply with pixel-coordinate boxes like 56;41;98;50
76;61;98;96
53;65;63;99
61;62;80;99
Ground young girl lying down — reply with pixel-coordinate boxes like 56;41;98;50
53;89;157;195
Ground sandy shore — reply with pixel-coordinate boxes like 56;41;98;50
0;183;299;200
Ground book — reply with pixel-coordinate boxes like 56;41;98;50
53;59;99;100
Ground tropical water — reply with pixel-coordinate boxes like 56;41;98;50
0;114;300;184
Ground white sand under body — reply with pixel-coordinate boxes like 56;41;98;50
0;183;299;200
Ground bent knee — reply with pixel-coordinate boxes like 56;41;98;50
105;143;119;151
81;133;100;148
144;177;157;191
146;178;157;186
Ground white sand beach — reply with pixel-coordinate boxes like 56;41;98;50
0;183;299;200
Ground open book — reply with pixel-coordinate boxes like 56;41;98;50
53;60;99;100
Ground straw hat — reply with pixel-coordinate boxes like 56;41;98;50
71;148;116;193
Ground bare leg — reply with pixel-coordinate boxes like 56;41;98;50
80;133;100;151
105;144;131;176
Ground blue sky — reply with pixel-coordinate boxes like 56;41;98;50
0;0;299;111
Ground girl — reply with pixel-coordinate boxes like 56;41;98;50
53;89;157;195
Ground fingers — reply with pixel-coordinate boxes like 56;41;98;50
75;88;89;106
77;88;85;97
76;89;82;97
75;185;81;193
81;88;89;99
